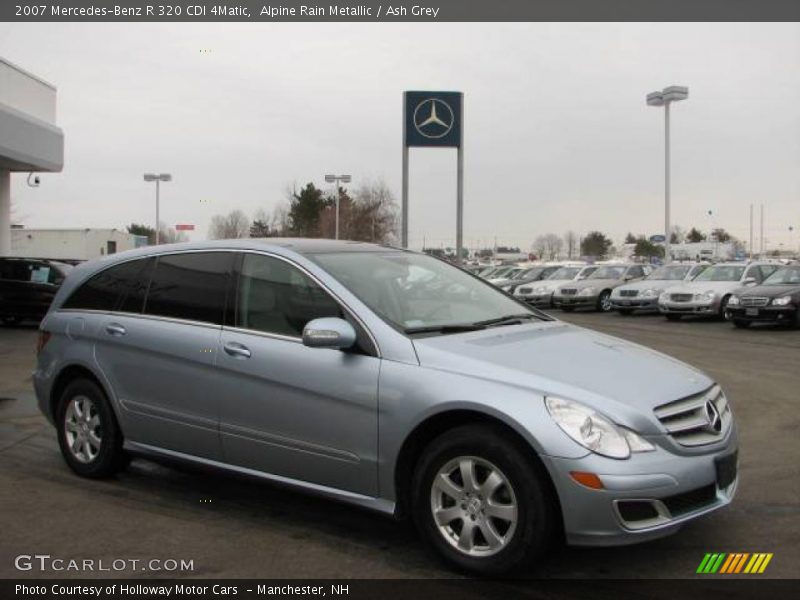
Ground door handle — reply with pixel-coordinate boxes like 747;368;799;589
105;323;127;336
223;342;251;359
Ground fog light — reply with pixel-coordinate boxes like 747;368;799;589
570;471;604;490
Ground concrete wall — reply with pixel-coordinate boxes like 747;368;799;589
10;229;147;261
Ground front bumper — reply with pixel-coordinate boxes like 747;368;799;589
728;305;797;324
611;297;659;311
553;294;599;308
659;297;721;315
516;293;552;307
540;423;738;547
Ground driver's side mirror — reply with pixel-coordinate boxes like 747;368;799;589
302;318;356;350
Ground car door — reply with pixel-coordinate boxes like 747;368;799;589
91;251;234;460
216;252;380;496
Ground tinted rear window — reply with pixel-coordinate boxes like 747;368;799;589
144;252;232;324
63;259;148;311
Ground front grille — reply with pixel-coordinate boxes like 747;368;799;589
654;385;732;447
617;500;660;522
518;287;532;294
740;296;769;307
670;293;693;302
619;290;639;297
561;288;578;296
662;484;717;516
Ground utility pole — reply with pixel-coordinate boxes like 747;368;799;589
749;204;754;260
760;204;764;256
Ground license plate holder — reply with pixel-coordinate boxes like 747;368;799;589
715;451;738;489
745;308;759;316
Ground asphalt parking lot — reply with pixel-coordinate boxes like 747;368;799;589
1;313;798;579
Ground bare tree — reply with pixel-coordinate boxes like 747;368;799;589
563;231;578;259
534;233;563;260
157;221;188;244
532;236;548;259
208;210;250;240
349;180;399;244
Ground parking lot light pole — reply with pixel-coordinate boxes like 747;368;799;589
143;173;172;245
647;86;688;264
324;174;351;239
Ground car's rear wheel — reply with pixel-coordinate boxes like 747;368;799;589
665;314;682;321
597;291;613;312
733;319;751;329
56;378;128;478
412;424;558;575
719;296;732;321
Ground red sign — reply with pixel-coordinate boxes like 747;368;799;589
175;224;195;231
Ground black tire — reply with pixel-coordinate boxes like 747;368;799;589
733;319;750;329
596;290;612;312
719;296;732;321
560;306;574;313
56;378;128;478
618;309;634;316
665;314;682;321
793;309;800;330
411;424;558;576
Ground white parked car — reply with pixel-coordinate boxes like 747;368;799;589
514;265;596;307
610;263;707;315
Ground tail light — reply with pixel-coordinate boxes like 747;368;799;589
36;330;51;355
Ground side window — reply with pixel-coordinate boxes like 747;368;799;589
118;258;155;314
236;254;342;338
144;252;232;325
63;259;148;311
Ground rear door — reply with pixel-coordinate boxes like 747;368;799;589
215;252;381;495
92;251;234;459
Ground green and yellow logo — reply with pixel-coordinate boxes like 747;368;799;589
697;552;773;574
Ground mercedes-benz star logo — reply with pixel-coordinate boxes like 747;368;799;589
413;98;454;139
704;400;722;434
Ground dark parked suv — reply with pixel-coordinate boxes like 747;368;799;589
727;264;800;328
0;257;73;325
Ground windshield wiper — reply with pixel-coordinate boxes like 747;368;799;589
404;323;487;335
473;313;541;328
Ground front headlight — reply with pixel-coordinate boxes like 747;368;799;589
501;285;512;291
772;296;792;306
534;286;547;294
659;292;669;303
642;288;662;298
694;291;716;302
578;287;596;296
728;295;740;306
545;397;654;459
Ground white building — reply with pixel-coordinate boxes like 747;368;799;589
0;57;64;256
11;228;147;261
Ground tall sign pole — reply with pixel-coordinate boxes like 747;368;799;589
402;91;464;262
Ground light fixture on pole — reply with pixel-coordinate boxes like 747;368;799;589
324;174;351;240
647;85;688;264
143;173;172;245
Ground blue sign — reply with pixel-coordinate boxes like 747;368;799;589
404;91;462;148
649;234;666;243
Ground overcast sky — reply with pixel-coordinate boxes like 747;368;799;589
1;22;798;251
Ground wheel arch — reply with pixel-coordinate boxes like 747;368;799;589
50;364;115;423
392;408;563;532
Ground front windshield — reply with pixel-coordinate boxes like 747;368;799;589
478;266;496;277
693;265;745;282
648;265;691;281
590;266;625;279
548;267;581;280
762;266;800;285
311;252;545;332
513;267;544;280
490;266;515;278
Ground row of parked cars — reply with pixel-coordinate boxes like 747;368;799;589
471;259;800;329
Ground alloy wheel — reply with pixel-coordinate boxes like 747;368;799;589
64;395;103;464
430;456;518;557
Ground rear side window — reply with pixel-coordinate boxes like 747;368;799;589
144;252;232;325
63;259;148;311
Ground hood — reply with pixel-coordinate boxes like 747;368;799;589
614;279;685;293
739;284;800;299
561;278;620;291
412;322;712;434
667;280;746;295
520;278;573;292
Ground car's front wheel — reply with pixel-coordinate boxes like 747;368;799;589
597;290;613;312
412;424;558;575
56;378;128;478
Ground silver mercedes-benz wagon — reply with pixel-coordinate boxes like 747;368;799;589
34;239;738;575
